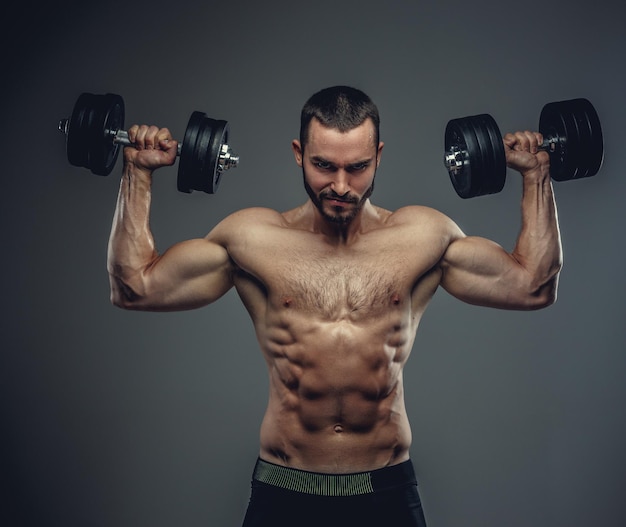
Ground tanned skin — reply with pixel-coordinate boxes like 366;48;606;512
107;116;561;474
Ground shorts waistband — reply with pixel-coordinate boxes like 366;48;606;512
252;458;417;497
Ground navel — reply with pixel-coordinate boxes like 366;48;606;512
333;424;344;433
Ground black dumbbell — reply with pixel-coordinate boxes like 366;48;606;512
58;92;239;194
443;98;604;198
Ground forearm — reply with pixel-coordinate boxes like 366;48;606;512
511;170;563;302
107;162;158;302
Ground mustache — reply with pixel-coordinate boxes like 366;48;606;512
320;191;358;203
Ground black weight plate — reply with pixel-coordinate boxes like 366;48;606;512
565;99;593;179
479;114;506;195
468;115;494;197
88;93;124;176
558;100;584;181
570;98;603;179
65;92;124;176
178;111;212;193
204;120;229;193
445;117;484;199
178;112;229;194
177;112;204;193
66;92;96;169
540;98;604;181
540;99;582;181
472;114;506;196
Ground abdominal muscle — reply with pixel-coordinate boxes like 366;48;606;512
257;306;415;474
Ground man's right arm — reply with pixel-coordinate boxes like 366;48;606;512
107;125;234;311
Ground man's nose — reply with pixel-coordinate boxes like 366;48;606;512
330;171;350;196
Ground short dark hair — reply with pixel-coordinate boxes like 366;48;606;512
299;86;380;148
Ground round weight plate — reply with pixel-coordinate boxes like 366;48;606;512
196;116;216;193
178;111;214;193
472;114;506;196
204;120;229;193
66;93;96;169
478;114;506;195
178;111;206;193
445;117;484;199
88;93;124;176
178;112;229;194
468;115;494;197
566;99;593;179
540;99;583;182
570;98;603;179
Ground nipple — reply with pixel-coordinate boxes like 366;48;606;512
391;293;401;306
282;296;293;308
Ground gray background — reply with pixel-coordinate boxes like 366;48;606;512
1;1;625;526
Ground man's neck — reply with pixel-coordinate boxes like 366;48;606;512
308;199;375;245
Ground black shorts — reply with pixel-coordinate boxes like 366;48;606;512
241;458;427;527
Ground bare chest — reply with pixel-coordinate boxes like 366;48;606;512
273;256;410;318
234;231;435;320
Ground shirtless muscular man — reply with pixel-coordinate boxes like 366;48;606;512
107;86;561;527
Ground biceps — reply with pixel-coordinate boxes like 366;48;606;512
138;238;234;310
440;236;531;309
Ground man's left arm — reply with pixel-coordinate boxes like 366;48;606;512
440;131;563;310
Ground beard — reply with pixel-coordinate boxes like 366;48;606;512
303;171;375;225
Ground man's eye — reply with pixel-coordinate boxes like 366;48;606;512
315;161;332;169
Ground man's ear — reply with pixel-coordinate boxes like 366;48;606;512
376;141;384;168
292;139;303;167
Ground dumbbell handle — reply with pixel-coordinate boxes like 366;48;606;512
109;129;184;155
109;129;241;171
58;118;240;171
444;134;560;174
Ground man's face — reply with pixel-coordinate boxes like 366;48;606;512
292;118;384;225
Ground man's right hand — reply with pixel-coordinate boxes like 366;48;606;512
124;125;178;174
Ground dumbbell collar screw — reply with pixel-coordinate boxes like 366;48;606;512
219;144;239;171
444;146;465;175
